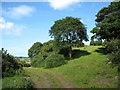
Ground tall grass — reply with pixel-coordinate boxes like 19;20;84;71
2;75;34;88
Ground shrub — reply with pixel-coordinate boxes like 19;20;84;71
17;59;31;67
31;54;45;67
106;39;120;64
2;76;34;88
90;40;102;46
108;50;120;64
105;39;120;53
41;40;56;53
58;46;71;58
44;54;65;68
72;41;84;47
1;48;22;78
28;42;43;58
102;40;109;47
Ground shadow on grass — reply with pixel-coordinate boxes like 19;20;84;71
95;47;108;55
72;49;91;59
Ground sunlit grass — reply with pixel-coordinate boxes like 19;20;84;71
48;46;118;88
24;46;118;88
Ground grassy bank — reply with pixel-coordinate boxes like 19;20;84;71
24;46;118;88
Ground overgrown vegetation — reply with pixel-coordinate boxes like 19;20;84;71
90;40;102;46
2;76;34;88
1;48;22;78
106;39;120;65
1;48;34;88
44;54;65;68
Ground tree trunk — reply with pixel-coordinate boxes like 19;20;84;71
69;46;72;59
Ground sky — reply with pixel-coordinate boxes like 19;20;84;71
0;1;111;57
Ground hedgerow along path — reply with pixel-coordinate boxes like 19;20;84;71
24;46;118;88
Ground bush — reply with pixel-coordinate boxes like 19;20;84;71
105;39;120;53
1;48;22;78
102;40;109;47
106;39;120;64
17;59;31;67
108;50;120;64
2;76;34;88
44;54;65;68
72;41;84;47
31;54;45;67
58;46;71;58
90;40;102;46
28;42;43;58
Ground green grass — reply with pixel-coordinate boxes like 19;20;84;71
24;46;118;88
19;58;31;64
24;67;63;88
44;46;118;88
43;71;63;88
0;79;2;90
2;75;34;88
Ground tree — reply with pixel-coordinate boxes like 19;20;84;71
49;17;88;58
90;2;120;65
28;42;43;58
91;2;120;41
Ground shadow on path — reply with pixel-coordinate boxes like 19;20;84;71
72;49;91;59
94;47;108;55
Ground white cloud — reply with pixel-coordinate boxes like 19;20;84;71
48;0;81;10
4;5;35;19
0;17;24;36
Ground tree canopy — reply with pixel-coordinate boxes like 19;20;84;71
91;2;120;41
49;17;88;58
28;42;43;58
49;17;88;43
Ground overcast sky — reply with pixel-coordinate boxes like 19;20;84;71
1;1;110;57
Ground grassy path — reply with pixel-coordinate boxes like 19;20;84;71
45;71;73;88
25;68;53;88
24;67;73;88
24;46;118;88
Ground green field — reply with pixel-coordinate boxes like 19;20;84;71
24;46;118;88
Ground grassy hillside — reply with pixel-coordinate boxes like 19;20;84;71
24;46;118;88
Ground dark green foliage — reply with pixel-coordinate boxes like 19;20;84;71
105;39;120;53
2;76;34;88
102;40;109;47
72;41;84;47
108;50;120;64
44;54;65;68
58;45;71;58
31;40;58;67
49;17;88;58
90;40;102;46
49;17;88;42
1;48;22;78
90;2;120;66
28;42;43;58
41;40;56;53
31;53;45;67
105;39;120;64
91;2;120;41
